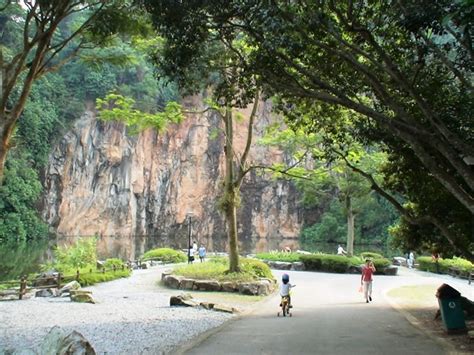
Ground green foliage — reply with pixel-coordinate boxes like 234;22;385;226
0;152;48;242
417;256;473;274
103;258;125;269
299;254;350;273
96;93;184;134
372;258;392;269
74;269;131;286
255;252;300;263
172;257;273;282
360;252;384;260
48;238;98;273
142;248;187;263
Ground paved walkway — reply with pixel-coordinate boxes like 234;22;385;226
175;268;473;355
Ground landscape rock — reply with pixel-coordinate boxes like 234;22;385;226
290;262;305;271
179;279;195;290
163;275;183;289
70;292;95;304
193;280;221;292
381;266;398;276
200;302;215;310
59;281;81;295
35;288;58;298
221;282;239;292
40;326;95;355
170;294;198;307
267;261;292;270
238;283;260;295
213;304;237;313
32;272;59;287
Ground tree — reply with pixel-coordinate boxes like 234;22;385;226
142;0;473;258
0;0;148;181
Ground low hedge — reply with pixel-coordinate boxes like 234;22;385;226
360;252;384;260
76;269;131;286
417;256;473;274
142;248;187;264
255;252;300;262
172;257;273;282
300;254;351;273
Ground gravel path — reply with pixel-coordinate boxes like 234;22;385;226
0;266;234;354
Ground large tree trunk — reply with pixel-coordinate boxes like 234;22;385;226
223;108;240;272
0;116;16;181
345;195;355;256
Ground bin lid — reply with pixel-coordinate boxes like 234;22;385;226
436;283;461;299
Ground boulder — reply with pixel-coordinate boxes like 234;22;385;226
161;270;172;281
35;288;58;298
40;326;95;355
96;260;105;269
238;283;260;295
392;257;406;266
381;266;398;276
163;275;182;289
200;302;215;310
179;279;195;290
213;304;237;313
59;281;81;295
193;280;221;292
70;292;95;304
290;262;305;271
170;294;199;307
267;261;292;270
221;282;239;292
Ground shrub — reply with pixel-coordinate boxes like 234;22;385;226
142;248;186;264
417;256;437;272
360;252;384;260
42;237;97;274
372;258;391;269
240;258;274;279
103;258;125;269
172;257;273;282
255;252;300;262
74;269;131;286
300;254;350;273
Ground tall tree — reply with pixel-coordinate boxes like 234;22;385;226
142;0;473;258
0;0;147;180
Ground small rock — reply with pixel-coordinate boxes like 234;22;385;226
59;281;81;295
213;304;237;313
70;292;95;304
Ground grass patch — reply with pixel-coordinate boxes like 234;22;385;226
63;269;132;286
255;252;300;262
142;248;187;263
387;284;439;306
172;257;273;282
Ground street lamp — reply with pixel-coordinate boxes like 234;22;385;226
186;212;194;264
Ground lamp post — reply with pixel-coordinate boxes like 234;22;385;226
187;213;194;264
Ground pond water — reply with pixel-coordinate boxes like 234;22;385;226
0;239;52;281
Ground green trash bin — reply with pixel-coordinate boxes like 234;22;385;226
436;284;467;334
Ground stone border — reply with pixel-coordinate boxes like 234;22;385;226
161;272;276;296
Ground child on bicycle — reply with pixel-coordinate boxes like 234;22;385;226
280;273;295;308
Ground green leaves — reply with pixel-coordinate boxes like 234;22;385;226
96;93;184;134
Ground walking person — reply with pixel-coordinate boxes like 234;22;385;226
188;246;195;264
198;244;206;262
361;259;376;303
408;251;415;269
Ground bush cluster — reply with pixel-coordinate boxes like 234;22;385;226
417;256;473;274
172;257;273;282
300;254;351;273
142;248;187;264
255;252;300;262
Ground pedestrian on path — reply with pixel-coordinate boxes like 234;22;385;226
361;259;376;303
198;244;206;262
408;251;415;268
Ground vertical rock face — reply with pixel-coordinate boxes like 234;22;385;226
42;100;304;258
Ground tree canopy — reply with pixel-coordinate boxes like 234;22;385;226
143;0;473;260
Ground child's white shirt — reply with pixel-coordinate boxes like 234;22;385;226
280;283;294;296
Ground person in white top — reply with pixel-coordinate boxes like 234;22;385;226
280;273;296;308
337;245;347;255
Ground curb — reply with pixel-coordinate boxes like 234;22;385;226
383;289;463;355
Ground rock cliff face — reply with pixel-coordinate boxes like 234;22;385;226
42;99;304;259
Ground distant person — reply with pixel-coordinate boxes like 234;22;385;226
198;245;206;262
361;259;376;303
188;246;195;264
431;252;440;274
408;251;415;269
337;245;347;256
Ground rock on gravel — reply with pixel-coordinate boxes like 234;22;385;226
0;267;234;354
